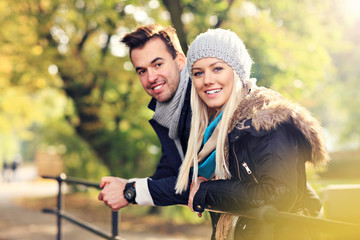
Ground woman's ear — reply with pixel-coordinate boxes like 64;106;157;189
176;52;186;70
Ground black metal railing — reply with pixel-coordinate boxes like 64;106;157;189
42;173;124;240
42;174;360;240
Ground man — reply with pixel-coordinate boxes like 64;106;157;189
98;24;191;209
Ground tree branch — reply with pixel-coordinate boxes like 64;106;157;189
162;0;188;53
215;0;236;28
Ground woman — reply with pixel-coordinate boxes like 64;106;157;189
175;29;329;239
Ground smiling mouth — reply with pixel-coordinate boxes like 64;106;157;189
206;89;221;94
152;83;165;91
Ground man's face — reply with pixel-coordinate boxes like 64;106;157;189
131;38;185;103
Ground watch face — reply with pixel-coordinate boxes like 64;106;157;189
125;189;135;199
124;183;136;203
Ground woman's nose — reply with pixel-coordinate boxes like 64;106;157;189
203;72;214;85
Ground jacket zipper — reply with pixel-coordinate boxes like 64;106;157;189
232;144;242;180
242;162;259;184
232;143;259;184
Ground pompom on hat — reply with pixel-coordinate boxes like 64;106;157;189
187;28;253;83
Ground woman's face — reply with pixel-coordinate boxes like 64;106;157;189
192;57;234;110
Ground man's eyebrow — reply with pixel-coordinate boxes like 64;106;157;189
151;57;164;64
135;67;143;72
135;57;165;72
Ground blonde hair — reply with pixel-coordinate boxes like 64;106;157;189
175;71;254;194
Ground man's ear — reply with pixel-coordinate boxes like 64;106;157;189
176;52;186;70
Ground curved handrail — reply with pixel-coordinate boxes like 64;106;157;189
41;174;121;240
42;174;360;240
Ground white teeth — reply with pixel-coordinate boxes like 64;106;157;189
153;85;162;90
206;89;221;94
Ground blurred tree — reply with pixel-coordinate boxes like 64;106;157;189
335;24;360;149
225;1;335;103
0;0;166;178
0;0;239;177
162;0;236;53
0;0;355;179
324;3;360;150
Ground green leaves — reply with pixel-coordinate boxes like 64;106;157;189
1;0;358;177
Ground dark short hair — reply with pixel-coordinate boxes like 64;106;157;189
121;24;183;60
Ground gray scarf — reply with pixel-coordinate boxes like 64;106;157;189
152;68;189;159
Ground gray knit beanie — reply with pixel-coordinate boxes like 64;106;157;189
187;28;253;82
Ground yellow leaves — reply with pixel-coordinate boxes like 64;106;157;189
0;117;11;135
0;56;13;74
40;0;52;11
35;78;47;88
19;73;32;85
2;88;26;111
104;88;119;102
0;88;36;136
1;88;38;122
0;1;7;9
0;87;67;138
119;120;130;131
35;87;67;119
32;45;44;56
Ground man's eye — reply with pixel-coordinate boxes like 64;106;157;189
155;63;162;68
138;70;146;75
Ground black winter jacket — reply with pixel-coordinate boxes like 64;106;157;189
192;87;329;239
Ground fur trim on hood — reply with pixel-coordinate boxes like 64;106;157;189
227;87;329;166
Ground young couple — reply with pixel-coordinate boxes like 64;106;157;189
98;24;329;239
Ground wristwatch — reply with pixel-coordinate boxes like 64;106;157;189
123;182;136;204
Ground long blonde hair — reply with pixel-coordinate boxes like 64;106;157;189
175;71;254;194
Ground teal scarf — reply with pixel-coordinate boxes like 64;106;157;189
198;112;223;179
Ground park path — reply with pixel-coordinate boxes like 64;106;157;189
0;164;211;240
0;164;107;240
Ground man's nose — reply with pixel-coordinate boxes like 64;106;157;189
147;68;158;83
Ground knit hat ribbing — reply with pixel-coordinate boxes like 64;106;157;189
187;28;253;82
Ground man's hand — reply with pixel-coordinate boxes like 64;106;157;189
188;176;207;217
98;177;129;211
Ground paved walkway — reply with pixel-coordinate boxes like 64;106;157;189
0;164;211;240
0;164;102;240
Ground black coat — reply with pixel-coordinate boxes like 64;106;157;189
192;87;329;239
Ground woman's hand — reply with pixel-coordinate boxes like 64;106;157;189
188;176;208;217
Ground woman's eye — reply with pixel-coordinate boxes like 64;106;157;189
214;67;223;72
193;71;203;77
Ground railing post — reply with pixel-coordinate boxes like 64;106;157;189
111;211;118;237
56;173;66;240
42;174;124;240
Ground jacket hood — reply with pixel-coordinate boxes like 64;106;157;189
228;87;329;166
